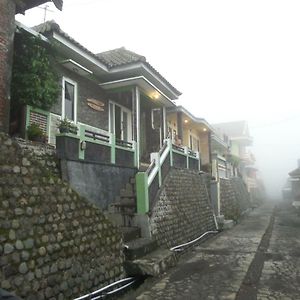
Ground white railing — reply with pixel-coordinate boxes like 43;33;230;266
136;138;200;214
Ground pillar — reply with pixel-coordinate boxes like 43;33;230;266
0;0;16;132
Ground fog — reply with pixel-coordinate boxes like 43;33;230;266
16;0;300;199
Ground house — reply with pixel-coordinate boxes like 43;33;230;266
288;160;300;210
166;106;212;171
213;121;256;186
11;21;202;211
15;21;181;167
210;130;231;179
0;0;63;132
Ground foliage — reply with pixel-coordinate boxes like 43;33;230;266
58;118;78;134
226;154;240;168
27;123;45;141
11;30;59;110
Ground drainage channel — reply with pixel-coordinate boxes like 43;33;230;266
235;207;276;300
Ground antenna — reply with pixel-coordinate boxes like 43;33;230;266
37;5;55;22
43;4;49;22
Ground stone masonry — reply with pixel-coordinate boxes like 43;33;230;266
220;177;251;221
150;168;217;249
0;133;125;299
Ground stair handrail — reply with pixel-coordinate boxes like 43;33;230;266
147;139;171;186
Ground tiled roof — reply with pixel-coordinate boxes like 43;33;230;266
32;21;181;96
96;47;146;68
97;47;181;96
32;21;103;66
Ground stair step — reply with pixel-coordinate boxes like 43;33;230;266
113;199;135;207
124;238;158;260
120;189;135;198
124;248;178;276
223;219;235;229
120;226;141;242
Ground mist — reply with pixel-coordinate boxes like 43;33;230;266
16;0;300;200
250;117;300;200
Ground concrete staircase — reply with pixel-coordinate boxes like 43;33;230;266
107;176;177;276
108;177;137;227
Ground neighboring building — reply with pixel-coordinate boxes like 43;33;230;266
288;160;300;210
0;0;63;132
213;121;258;190
210;130;231;179
166;106;213;169
282;178;293;201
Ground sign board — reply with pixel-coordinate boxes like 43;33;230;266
87;98;105;112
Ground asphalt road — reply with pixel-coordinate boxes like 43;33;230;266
122;201;300;300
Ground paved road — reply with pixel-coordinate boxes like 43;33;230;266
122;201;300;300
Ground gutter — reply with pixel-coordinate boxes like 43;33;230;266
15;21;49;43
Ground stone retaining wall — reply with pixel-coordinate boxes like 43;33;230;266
0;133;125;299
220;177;251;221
149;168;216;249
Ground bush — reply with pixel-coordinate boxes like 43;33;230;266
27;123;45;142
11;30;59;111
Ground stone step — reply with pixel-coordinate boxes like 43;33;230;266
124;238;158;260
114;198;136;207
120;188;135;198
120;226;141;242
124;248;178;276
105;212;135;227
222;219;235;230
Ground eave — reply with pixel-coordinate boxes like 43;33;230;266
168;106;214;132
99;76;176;108
16;0;63;14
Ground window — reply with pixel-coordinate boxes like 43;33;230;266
62;77;77;122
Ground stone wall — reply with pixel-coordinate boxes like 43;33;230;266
0;133;125;299
220;178;239;221
231;177;251;212
220;177;251;221
149;168;216;249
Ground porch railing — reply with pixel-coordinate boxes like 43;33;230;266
25;106;137;168
212;154;231;179
62;124;137;168
136;138;200;214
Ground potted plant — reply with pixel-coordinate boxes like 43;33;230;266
56;118;80;160
58;118;78;134
27;123;46;142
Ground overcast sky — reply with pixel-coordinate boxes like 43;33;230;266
16;0;300;198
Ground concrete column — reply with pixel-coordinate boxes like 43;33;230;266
135;86;140;169
162;107;167;140
208;131;212;164
0;0;16;132
176;111;183;141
